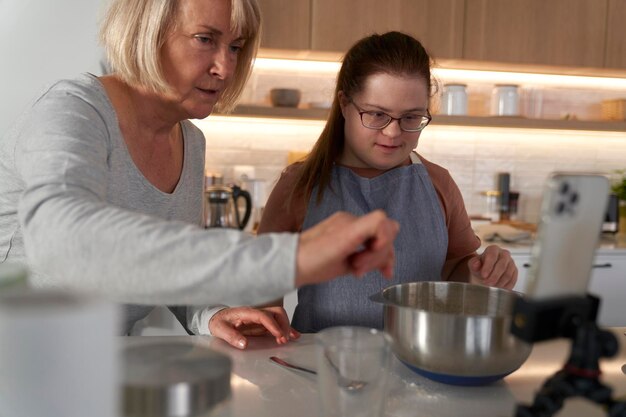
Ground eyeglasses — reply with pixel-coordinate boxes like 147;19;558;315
350;100;431;132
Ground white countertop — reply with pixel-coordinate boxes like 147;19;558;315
480;234;626;256
125;328;626;417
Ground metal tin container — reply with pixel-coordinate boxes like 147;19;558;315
370;281;532;385
123;341;231;417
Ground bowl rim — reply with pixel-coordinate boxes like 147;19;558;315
378;281;520;318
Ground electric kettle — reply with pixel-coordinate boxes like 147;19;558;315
204;184;252;230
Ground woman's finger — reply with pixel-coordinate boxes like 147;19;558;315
262;306;292;337
210;317;249;349
252;310;290;344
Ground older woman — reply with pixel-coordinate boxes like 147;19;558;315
0;0;398;338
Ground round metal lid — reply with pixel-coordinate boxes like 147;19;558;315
123;341;231;417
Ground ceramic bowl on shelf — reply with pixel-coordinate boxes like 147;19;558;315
370;281;532;386
270;88;301;108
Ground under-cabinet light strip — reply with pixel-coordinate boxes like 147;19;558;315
435;68;626;91
254;58;626;91
254;58;341;74
196;116;626;139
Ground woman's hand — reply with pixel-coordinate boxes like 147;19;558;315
468;245;518;289
208;306;300;350
295;210;400;287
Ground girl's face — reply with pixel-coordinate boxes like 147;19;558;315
338;73;430;170
160;0;245;119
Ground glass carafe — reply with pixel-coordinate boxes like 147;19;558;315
204;185;252;230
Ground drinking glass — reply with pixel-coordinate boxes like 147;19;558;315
315;326;391;417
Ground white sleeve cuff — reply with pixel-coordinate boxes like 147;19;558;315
187;305;229;336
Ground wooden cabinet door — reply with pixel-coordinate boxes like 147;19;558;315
310;0;465;59
605;0;626;69
464;0;608;67
257;0;311;50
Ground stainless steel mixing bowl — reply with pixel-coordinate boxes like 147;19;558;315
370;281;532;385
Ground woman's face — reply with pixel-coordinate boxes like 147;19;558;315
160;0;244;119
339;73;430;170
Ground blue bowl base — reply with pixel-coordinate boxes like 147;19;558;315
401;360;511;386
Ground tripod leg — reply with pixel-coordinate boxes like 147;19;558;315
584;379;626;417
607;402;626;417
515;372;571;417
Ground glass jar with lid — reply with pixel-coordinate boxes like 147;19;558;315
441;84;468;116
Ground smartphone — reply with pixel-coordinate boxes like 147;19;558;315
525;173;609;299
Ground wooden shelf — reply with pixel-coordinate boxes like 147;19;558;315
432;115;626;132
223;105;626;133
223;105;329;120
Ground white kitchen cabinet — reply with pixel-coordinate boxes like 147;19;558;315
512;250;626;328
588;253;626;327
511;253;532;293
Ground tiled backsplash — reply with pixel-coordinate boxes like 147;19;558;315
194;117;626;223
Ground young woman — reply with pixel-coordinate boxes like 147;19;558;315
0;0;398;338
209;31;516;337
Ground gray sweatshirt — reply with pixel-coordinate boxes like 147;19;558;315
0;74;296;334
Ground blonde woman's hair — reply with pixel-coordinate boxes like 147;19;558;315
100;0;261;112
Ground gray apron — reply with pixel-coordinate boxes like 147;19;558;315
292;153;448;332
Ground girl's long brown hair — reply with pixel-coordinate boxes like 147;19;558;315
290;31;435;206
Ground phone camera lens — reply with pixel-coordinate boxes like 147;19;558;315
556;201;567;214
559;182;570;195
570;192;579;204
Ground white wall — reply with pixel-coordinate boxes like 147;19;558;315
0;0;105;136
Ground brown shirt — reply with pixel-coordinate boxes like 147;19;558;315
258;152;481;281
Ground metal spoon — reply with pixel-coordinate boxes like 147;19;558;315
269;356;367;392
323;351;368;392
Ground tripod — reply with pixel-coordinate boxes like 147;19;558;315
511;294;626;417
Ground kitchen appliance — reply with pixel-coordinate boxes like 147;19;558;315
123;340;231;417
241;178;268;233
370;281;532;386
204;184;252;230
497;172;511;220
